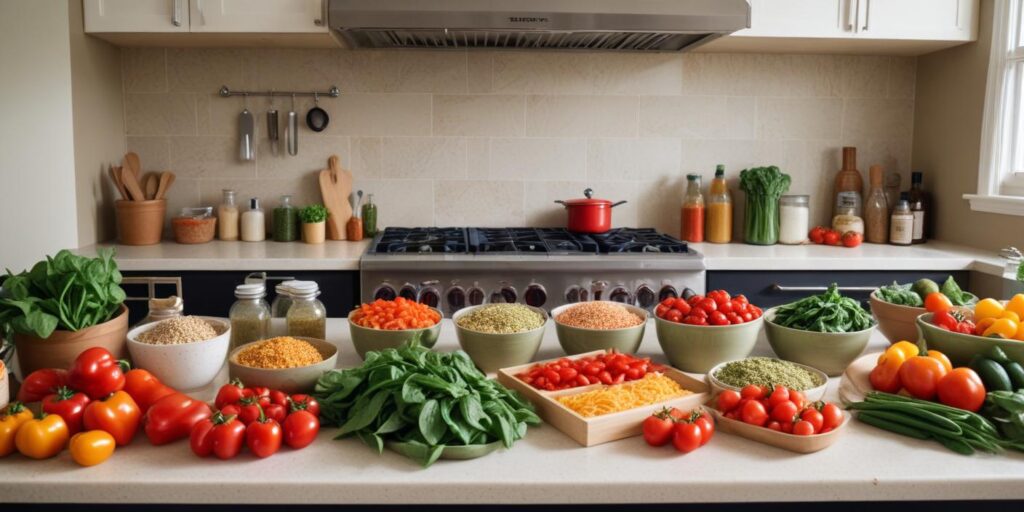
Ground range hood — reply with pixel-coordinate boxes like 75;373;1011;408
328;0;750;52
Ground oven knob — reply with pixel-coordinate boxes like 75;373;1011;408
373;283;397;301
524;284;547;308
658;285;678;302
446;285;467;312
682;287;697;300
418;289;440;309
635;284;656;309
609;286;631;304
579;288;589;302
564;285;581;304
591;280;608;301
500;284;518;304
468;286;485;306
398;283;418;301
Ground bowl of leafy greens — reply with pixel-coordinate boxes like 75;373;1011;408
870;276;975;344
764;284;876;376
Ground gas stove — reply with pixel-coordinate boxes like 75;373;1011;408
360;227;705;315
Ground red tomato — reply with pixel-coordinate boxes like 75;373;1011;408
718;300;735;314
800;408;824;433
696;298;718;313
789;390;806;410
264;403;287;423
672;422;703;453
682;315;708;326
820;403;844;430
841;231;863;248
282;410;319;449
694;415;715;445
740;384;767;400
642;412;675;447
936;368;986;412
288;394;320;417
707;290;731;305
766;420;783;432
269;390;289;407
823;230;841;246
689;307;708;319
245;418;282;458
726;312;743;324
665;309;683;323
749;306;763;319
898;356;949;400
933;310;959;331
732;300;749;314
740;400;769;427
793;420;816;436
741;311;753;322
709;311;729;326
716;390;742;413
686;295;704;306
809;226;827;244
661;297;676;307
733;294;749;305
767;385;790;409
673;298;691;312
781;421;794;434
924;292;954;314
769;400;799;424
655;304;670;318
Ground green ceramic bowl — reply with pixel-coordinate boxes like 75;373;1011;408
763;307;875;377
386;440;502;463
452;305;548;373
550;303;648;355
228;336;338;394
655;315;764;373
917;313;1024;366
347;307;442;359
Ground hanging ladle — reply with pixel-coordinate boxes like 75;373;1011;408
306;92;329;133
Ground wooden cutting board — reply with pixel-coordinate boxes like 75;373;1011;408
319;155;353;240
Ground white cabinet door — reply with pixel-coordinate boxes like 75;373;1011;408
735;0;857;38
859;0;975;40
189;0;326;33
84;0;189;33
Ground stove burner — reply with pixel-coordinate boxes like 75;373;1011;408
590;228;689;254
370;227;688;255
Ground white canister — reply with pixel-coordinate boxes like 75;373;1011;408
778;195;810;245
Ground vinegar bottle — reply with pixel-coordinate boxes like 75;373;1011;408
705;165;732;243
834;147;864;218
680;174;705;243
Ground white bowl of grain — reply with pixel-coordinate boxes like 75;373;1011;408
127;316;230;391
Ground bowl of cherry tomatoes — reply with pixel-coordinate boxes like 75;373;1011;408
653;290;765;373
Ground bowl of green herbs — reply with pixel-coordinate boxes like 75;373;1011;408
869;276;975;344
764;284;876;376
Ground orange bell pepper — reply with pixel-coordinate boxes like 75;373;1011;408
69;430;116;467
0;402;34;457
870;341;919;393
926;350;953;372
15;413;69;459
82;390;141;446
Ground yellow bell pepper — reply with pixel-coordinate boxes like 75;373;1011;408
0;402;33;457
16;414;69;460
69;430;115;467
1006;294;1024;319
984;318;1019;339
926;350;953;372
870;341;920;393
877;341;920;364
975;298;1005;321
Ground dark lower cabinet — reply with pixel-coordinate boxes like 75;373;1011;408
707;270;971;308
121;270;359;324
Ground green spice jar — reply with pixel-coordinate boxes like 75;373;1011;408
714;357;823;391
362;194;378;237
272;195;298;242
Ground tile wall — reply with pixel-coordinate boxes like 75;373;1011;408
122;49;915;236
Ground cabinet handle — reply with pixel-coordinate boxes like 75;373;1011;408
846;0;858;32
861;0;870;30
771;284;877;292
172;0;183;27
315;0;327;26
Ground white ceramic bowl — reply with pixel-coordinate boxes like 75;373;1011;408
705;358;829;401
127;317;230;391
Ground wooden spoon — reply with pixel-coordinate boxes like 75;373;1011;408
155;171;176;200
109;166;129;201
124;152;141;182
121;166;146;201
143;173;159;200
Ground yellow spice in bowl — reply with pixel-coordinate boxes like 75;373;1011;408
236;336;323;369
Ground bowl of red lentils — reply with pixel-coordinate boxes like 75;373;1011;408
550;302;648;356
228;336;338;393
126;316;230;390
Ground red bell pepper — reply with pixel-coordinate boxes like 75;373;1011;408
124;368;176;414
16;369;69;403
245;408;282;458
68;347;126;400
41;387;91;435
83;390;141;446
190;413;246;459
213;379;247;409
144;393;212;445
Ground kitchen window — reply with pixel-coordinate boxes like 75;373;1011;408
968;0;1024;215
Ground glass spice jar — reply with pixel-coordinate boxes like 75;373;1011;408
229;283;270;349
138;296;183;326
286;281;326;339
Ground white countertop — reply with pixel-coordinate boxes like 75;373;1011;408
75;240;371;271
2;319;1022;505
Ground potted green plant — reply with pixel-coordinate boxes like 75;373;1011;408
299;204;329;244
0;248;128;375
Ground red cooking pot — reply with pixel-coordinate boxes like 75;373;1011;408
554;188;628;234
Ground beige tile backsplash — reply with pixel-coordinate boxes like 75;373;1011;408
122;48;915;235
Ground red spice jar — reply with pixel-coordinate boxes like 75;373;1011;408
171;207;217;244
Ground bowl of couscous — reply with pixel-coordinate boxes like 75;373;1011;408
127;316;230;390
228;336;338;393
550;301;648;355
453;304;548;373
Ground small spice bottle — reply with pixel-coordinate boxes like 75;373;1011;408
272;195;298;242
286;281;327;339
831;206;864;236
241;198;266;242
229;283;270;349
138;296;183;326
890;197;914;246
680;174;705;243
218;189;240;241
362;194;378;237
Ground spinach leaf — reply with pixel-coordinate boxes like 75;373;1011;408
772;283;875;333
418;399;447;445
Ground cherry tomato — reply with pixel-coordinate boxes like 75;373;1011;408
672;422;703;453
740;384;767;400
767;385;790;409
245;418;282;458
642;412;675;447
800;408;824;433
282;410;319;450
823;229;841;246
718;300;735;314
733;294;749;305
693;415;715;445
788;390;806;410
924;292;954;314
269;390;289;407
820;403;844;430
716;390;741;413
769;400;799;424
673;298;691;312
766;420;782;432
686;294;704;306
726;312;742;324
936;368;986;412
841;231;863;248
709;311;729;326
655;304;670;319
665;309;683;323
809;226;827;244
263;403;287;423
732;300;749;314
683;315;708;326
689;307;708;319
898;356;949;400
696;298;718;313
933;310;959;331
740;400;768;427
792;420;816;436
781;420;794;434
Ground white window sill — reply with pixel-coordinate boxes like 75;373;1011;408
964;194;1024;216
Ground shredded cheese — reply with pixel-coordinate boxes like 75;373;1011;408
556;373;692;417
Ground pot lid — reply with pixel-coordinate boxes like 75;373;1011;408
562;188;614;206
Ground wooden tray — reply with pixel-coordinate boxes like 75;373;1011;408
497;350;709;447
709;407;851;454
838;352;879;405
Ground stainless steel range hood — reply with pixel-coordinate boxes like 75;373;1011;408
328;0;750;52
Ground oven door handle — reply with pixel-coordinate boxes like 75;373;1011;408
770;284;877;292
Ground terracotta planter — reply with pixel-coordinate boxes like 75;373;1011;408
14;305;129;376
116;199;166;245
302;221;326;244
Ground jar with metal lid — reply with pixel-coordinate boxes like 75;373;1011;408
138;296;183;326
778;195;810;245
230;283;270;349
832;206;865;236
286;281;326;339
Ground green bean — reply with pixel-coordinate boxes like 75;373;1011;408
858;409;962;436
865;393;971;419
856;412;929;440
847;401;963;432
929;433;975;455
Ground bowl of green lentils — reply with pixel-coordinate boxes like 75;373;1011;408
707;357;829;401
453;304;548;373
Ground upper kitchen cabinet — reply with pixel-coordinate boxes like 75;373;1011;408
704;0;979;56
83;0;340;48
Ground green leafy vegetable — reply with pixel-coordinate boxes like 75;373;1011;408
981;390;1024;445
940;276;973;306
298;204;329;224
314;339;539;468
738;166;791;245
771;283;874;333
875;282;923;307
0;248;125;338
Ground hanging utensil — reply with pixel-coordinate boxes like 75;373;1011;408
306;92;330;133
239;94;255;161
286;94;298;156
267;94;280;157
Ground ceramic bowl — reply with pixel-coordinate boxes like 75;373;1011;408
869;291;977;344
917;313;1024;366
126;316;230;391
386;440;502;463
228;336;338;393
452;305;548;373
347;307;442;359
706;358;829;401
655;315;764;373
763;307;875;376
550;303;648;355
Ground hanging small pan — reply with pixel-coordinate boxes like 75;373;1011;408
306;92;329;132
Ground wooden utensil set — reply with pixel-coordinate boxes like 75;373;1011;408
109;152;175;201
